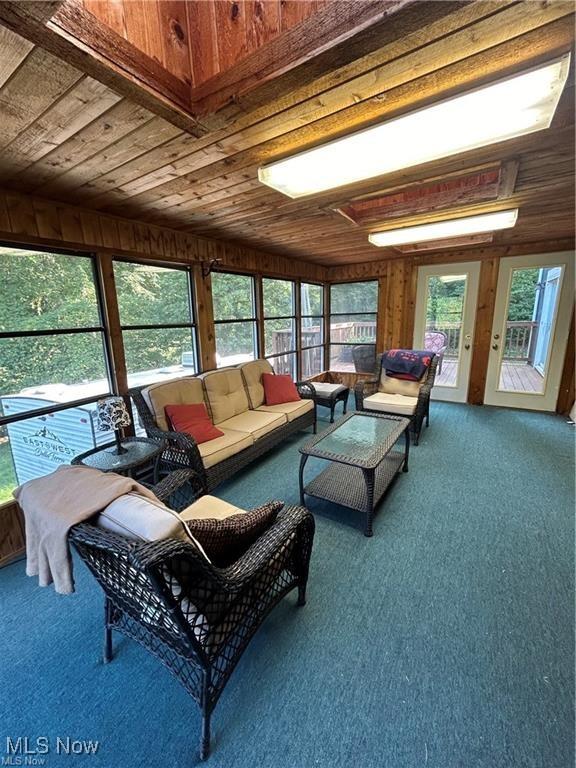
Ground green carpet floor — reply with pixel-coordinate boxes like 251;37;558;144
0;402;574;767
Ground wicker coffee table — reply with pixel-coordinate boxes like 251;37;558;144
298;412;410;536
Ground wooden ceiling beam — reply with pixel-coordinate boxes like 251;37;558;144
0;0;208;136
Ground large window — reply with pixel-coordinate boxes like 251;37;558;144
212;272;258;367
263;278;296;377
114;260;198;387
330;281;378;370
300;282;325;378
0;246;112;502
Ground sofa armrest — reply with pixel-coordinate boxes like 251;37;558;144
151;469;206;511
296;381;316;399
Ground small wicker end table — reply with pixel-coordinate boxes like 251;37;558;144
299;412;410;536
72;436;164;480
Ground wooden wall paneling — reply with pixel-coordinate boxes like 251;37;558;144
556;308;575;415
192;265;217;371
247;0;281;50
82;0;127;38
467;256;500;405
0;502;25;567
157;1;193;86
214;0;249;74
186;0;220;86
0;187;326;281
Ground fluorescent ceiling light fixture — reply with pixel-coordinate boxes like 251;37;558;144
368;209;518;247
258;55;570;198
439;274;467;284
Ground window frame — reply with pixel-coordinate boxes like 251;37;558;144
212;269;259;367
329;280;378;370
262;277;297;378
113;256;200;384
0;243;113;428
299;281;326;380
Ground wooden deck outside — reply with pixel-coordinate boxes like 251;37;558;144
436;358;544;393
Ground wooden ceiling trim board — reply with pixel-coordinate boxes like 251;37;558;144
0;47;84;149
90;13;575;217
8;101;155;194
0;76;122;181
37;117;183;198
0;1;207;136
0;24;34;87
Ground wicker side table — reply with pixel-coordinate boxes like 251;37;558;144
72;437;164;480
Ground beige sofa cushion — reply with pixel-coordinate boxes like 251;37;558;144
200;368;250;424
218;410;286;440
180;495;245;521
97;492;210;560
197;428;253;469
238;359;274;408
257;398;314;422
142;377;205;431
379;370;424;397
363;392;418;416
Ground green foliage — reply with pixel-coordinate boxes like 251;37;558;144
330;281;377;314
507;269;539;322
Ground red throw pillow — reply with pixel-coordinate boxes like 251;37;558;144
262;373;301;405
164;404;223;444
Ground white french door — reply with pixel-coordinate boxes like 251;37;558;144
413;262;480;403
484;251;574;411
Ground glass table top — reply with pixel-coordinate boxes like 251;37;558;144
301;413;409;467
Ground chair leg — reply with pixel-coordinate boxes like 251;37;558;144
330;402;335;423
103;598;113;663
297;583;307;606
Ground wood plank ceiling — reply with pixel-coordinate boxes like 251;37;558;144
0;0;573;266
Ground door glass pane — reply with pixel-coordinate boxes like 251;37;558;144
267;352;296;378
424;275;467;388
497;267;561;394
301;346;324;379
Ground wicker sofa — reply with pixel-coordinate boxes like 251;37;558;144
69;469;315;760
355;352;438;445
131;359;316;491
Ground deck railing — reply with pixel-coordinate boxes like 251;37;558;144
428;320;536;360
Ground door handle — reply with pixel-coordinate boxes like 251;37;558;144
464;344;471;350
492;344;499;350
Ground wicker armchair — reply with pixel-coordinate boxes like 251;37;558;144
354;352;438;445
352;344;377;373
69;470;315;761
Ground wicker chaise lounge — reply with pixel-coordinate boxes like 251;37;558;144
131;359;316;491
69;469;315;761
355;352;438;445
